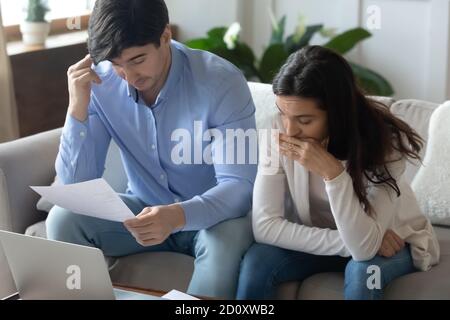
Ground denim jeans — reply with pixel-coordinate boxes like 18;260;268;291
46;193;253;299
236;243;416;300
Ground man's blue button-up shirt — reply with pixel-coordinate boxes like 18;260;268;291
56;40;257;231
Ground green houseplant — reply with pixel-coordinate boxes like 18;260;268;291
20;0;51;46
186;15;394;96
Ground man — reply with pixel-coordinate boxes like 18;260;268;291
46;0;256;299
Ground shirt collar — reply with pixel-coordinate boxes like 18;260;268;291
127;40;183;104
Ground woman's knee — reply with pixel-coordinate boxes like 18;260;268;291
237;243;285;299
346;248;415;288
344;257;392;300
345;259;374;282
240;243;270;275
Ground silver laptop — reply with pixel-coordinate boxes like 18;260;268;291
0;230;163;300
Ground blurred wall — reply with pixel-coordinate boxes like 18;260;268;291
167;0;450;103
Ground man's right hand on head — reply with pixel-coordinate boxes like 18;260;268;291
67;54;102;122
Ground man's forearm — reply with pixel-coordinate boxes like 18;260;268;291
179;179;253;231
166;203;186;231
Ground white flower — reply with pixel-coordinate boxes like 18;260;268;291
293;15;307;42
224;22;241;50
269;9;278;32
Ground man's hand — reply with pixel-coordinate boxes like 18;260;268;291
278;133;344;181
124;204;186;247
377;229;405;258
67;54;102;122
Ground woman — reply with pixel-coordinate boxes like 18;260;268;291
237;46;440;300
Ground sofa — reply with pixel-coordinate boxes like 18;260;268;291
1;82;449;299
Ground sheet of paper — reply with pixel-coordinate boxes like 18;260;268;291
162;290;200;300
31;178;135;222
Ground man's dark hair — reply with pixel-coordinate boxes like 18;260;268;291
88;0;169;64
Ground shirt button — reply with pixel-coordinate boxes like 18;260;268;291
71;161;76;167
174;198;181;203
80;131;86;138
160;174;165;180
151;144;156;150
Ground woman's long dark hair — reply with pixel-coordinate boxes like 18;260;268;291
272;45;423;216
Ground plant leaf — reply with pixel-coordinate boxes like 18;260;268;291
292;15;307;43
319;27;337;39
286;24;323;53
270;15;287;45
206;27;228;47
259;44;289;83
186;26;258;80
212;43;259;80
323;28;371;55
207;27;227;40
234;43;256;67
350;62;394;96
184;38;213;50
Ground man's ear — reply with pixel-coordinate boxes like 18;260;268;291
161;25;172;45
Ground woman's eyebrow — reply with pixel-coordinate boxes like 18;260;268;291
275;103;314;118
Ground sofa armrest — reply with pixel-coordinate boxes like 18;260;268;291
0;128;62;233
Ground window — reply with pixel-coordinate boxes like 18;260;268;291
1;0;96;27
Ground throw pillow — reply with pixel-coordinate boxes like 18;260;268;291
411;101;450;226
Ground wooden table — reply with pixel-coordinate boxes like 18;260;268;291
113;284;213;300
113;284;168;298
2;285;209;300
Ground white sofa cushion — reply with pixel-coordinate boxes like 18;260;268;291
412;102;450;226
390;100;439;184
248;82;277;130
24;220;47;238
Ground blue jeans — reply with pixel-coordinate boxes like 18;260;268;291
237;243;417;300
46;193;253;299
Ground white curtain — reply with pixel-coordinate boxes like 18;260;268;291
0;6;19;143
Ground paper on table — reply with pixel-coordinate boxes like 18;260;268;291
30;178;135;222
162;290;200;300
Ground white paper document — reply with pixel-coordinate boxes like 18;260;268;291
162;290;200;300
31;178;135;222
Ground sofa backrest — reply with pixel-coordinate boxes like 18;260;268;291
102;82;439;192
389;99;439;183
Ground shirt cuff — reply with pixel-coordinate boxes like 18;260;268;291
61;114;90;167
62;114;89;145
179;196;205;231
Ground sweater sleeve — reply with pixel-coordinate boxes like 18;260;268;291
325;156;406;261
252;123;351;257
